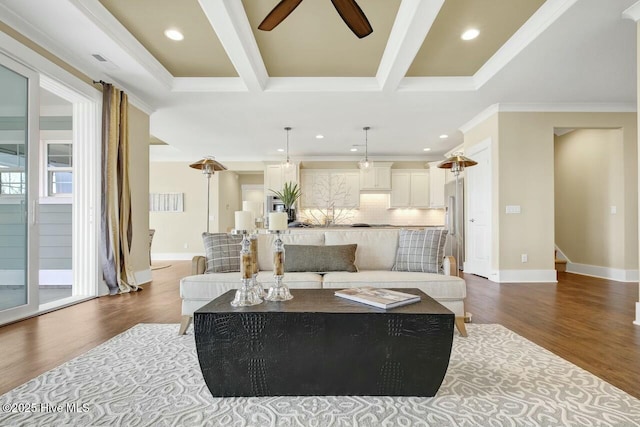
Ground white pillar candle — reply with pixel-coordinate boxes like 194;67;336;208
269;212;288;230
235;211;254;231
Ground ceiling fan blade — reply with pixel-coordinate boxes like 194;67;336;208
330;0;373;39
258;0;304;31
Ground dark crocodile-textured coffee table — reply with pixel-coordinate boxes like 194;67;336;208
194;288;454;397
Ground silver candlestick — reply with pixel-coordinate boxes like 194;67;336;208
249;232;264;299
265;230;293;301
230;229;262;307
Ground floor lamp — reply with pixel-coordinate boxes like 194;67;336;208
438;153;477;275
189;157;227;233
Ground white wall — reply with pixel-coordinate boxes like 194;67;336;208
149;162;241;259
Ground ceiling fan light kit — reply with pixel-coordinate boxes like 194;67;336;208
258;0;373;39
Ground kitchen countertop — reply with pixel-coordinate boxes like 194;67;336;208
285;224;445;230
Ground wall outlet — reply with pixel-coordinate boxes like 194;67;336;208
611;206;617;214
521;254;528;263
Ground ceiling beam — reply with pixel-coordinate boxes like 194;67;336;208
70;0;174;91
376;0;445;92
198;0;268;92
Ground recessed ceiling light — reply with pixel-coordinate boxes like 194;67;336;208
423;148;431;152
164;29;184;41
461;29;479;41
350;148;358;152
277;148;284;152
440;134;448;139
316;134;324;139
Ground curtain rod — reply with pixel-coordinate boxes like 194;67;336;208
92;80;109;85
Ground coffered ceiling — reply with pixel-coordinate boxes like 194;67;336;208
0;0;637;163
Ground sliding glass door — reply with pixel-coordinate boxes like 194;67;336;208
0;55;39;325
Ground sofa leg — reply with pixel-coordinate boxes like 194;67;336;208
178;315;192;335
455;316;468;337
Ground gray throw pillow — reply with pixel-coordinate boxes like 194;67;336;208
392;229;448;273
202;232;242;273
284;244;358;273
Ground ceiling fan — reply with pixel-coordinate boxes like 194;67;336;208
258;0;373;39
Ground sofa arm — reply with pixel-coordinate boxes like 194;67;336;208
443;256;458;276
192;256;206;275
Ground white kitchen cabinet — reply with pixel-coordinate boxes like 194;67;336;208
265;163;298;195
332;171;360;208
359;162;392;191
390;170;429;208
300;170;330;208
300;169;360;208
390;172;410;207
410;171;430;207
427;162;446;207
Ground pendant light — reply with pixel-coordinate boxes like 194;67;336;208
281;126;294;169
358;126;373;170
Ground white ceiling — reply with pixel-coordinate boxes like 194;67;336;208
0;0;637;164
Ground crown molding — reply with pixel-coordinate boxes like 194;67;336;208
459;102;636;134
496;102;637;112
376;0;445;92
459;104;500;134
69;0;173;90
473;0;580;89
622;1;640;21
0;3;102;84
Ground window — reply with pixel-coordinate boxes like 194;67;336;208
46;142;72;196
0;143;26;195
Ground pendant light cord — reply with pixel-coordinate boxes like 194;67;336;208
363;126;370;162
285;126;291;163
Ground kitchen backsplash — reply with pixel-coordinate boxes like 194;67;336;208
299;193;445;226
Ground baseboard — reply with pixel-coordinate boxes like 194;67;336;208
566;263;639;282
151;252;201;261
135;268;152;285
495;269;558;283
634;302;640;326
554;245;570;262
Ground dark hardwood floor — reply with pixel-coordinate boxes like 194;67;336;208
0;264;638;399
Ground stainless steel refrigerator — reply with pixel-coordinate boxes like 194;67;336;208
444;178;465;271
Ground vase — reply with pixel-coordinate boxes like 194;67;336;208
286;208;296;223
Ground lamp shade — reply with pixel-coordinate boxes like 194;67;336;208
437;155;477;170
189;157;227;175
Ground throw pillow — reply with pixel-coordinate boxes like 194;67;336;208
284;244;358;273
392;229;448;273
202;232;242;273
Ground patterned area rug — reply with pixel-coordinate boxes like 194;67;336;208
1;324;638;427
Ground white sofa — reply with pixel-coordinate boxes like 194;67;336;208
179;229;467;336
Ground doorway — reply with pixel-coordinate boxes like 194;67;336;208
465;139;492;279
38;88;73;305
0;54;40;322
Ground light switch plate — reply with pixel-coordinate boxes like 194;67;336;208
506;205;521;214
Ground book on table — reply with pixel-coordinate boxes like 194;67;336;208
334;287;421;309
